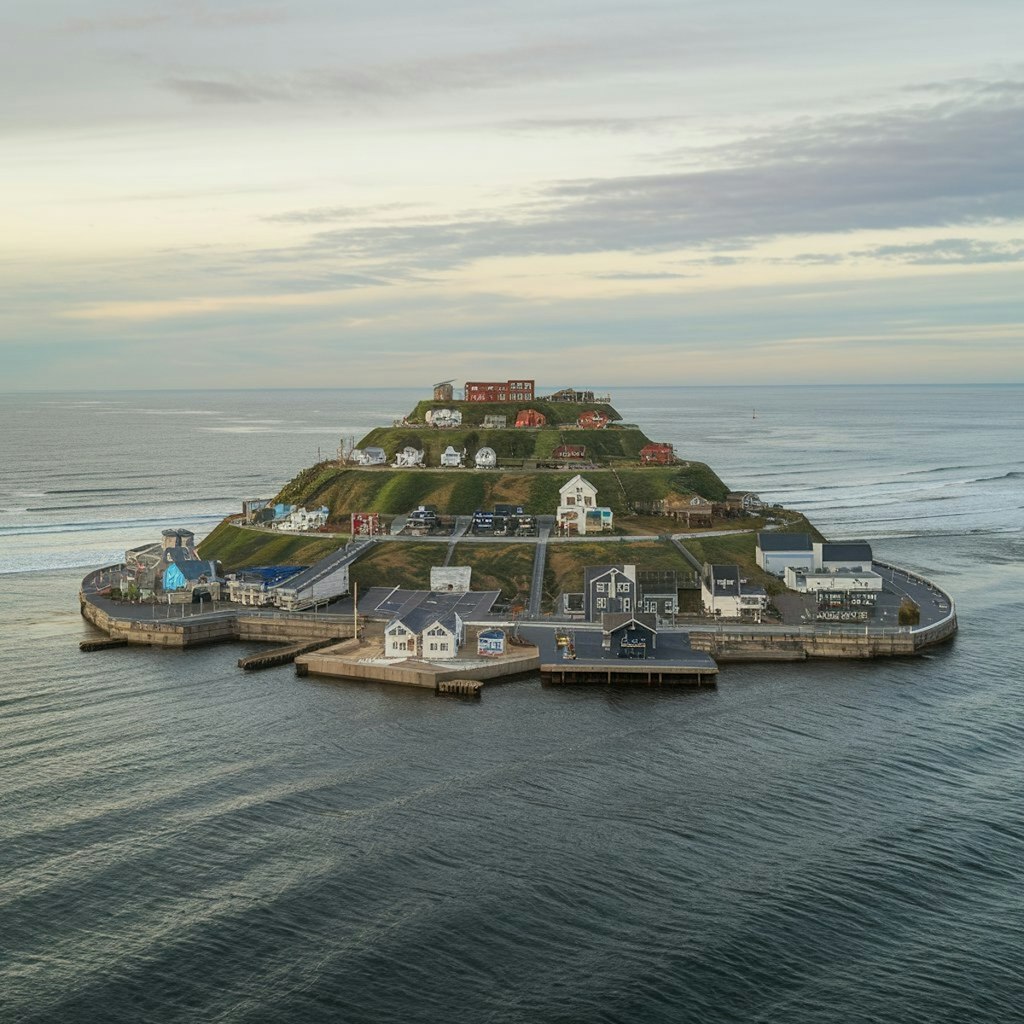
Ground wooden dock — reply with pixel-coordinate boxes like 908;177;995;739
238;637;344;671
436;679;483;698
540;661;717;686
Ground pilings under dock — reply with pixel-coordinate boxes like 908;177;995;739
540;661;717;686
437;679;483;698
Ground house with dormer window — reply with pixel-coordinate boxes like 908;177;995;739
384;607;465;660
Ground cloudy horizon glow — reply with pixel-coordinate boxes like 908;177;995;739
4;1;1024;389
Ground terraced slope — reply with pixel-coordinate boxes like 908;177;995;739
354;425;654;465
275;463;729;517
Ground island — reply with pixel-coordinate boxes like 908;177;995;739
79;378;958;695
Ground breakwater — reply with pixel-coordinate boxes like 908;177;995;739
80;593;356;649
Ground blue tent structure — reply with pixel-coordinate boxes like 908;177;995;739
163;559;218;591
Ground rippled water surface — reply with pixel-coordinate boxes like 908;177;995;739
2;386;1022;1023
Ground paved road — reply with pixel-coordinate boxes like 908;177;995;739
527;523;551;618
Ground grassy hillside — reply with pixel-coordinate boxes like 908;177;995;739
274;463;730;517
448;544;536;604
348;542;446;592
353;425;656;465
198;520;345;570
674;532;785;595
407;399;620;427
545;540;699;609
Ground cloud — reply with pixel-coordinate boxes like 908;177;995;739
857;238;1024;265
65;4;288;33
249;81;1024;274
158;34;694;107
502;116;691;136
163;77;281;104
262;203;422;225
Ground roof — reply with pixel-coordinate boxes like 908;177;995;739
162;528;195;539
819;541;873;563
168;559;218;582
359;587;501;623
478;628;506;640
363;447;386;457
602;612;658;635
235;565;306;585
559;474;597;493
390;607;460;635
757;532;812;552
583;565;635;587
165;546;198;563
705;564;740;596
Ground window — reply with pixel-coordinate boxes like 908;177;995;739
597;597;607;609
617;583;631;593
429;642;437;651
596;582;607;592
566;496;575;505
622;599;630;611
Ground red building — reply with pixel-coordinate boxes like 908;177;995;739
351;512;380;536
464;379;535;402
576;411;609;430
640;442;675;465
515;409;546;428
552;444;586;460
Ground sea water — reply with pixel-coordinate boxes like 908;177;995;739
1;386;1022;1023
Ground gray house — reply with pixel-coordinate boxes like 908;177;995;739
583;565;638;621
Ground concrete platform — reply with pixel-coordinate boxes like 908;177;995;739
295;639;540;689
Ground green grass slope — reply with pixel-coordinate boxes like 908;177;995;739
198;520;345;571
353;425;656;465
275;463;729;517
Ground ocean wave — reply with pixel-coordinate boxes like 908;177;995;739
0;512;229;538
24;497;240;513
968;471;1024;483
43;487;151;496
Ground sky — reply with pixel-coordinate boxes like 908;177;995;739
3;0;1024;389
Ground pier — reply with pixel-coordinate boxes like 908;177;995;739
238;636;346;671
540;662;716;686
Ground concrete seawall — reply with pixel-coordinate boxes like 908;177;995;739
80;595;354;649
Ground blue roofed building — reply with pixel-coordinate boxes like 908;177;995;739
163;559;221;593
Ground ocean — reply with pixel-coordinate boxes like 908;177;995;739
1;385;1022;1023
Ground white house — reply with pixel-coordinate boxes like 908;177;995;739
274;505;329;531
477;629;506;656
384;609;464;660
440;445;465;468
393;446;425;468
557;474;601;535
701;564;768;622
474;446;497;469
426;408;463;428
756;532;815;575
785;567;883;593
351;447;387;466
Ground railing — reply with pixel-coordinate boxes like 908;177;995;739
873;559;958;641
